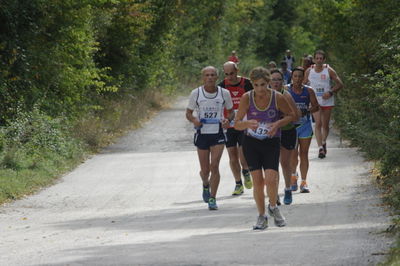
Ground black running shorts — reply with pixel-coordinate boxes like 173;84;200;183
280;128;297;150
225;127;244;148
242;135;280;171
194;128;226;150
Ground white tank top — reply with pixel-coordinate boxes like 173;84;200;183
309;64;333;106
196;86;225;134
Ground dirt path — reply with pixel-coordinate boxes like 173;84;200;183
0;96;392;265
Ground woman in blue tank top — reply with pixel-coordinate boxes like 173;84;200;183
234;67;296;230
288;67;319;194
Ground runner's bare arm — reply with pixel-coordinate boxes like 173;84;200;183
233;93;258;131
307;88;320;113
269;93;296;136
303;68;311;85
185;108;202;128
328;67;343;93
222;108;234;129
284;92;301;122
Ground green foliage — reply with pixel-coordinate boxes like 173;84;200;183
0;0;112;120
0;107;83;170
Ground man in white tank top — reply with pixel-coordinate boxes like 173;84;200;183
304;50;343;159
186;66;233;210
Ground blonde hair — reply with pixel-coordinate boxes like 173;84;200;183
249;67;271;82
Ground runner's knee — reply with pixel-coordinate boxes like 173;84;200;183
264;174;277;187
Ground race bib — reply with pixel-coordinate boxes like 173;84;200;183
247;122;272;140
200;118;220;124
315;87;325;97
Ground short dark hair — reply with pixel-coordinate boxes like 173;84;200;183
314;50;326;59
291;67;305;78
270;69;284;79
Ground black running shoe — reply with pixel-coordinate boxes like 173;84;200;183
318;148;326;159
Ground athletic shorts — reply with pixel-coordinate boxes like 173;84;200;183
320;106;334;110
225;127;244;148
194;128;226;150
280;128;297;150
242;135;280;171
295;120;313;139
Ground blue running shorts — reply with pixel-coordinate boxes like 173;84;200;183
295;120;313;139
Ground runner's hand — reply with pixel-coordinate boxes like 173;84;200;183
268;122;279;137
322;91;332;100
193;118;202;128
246;119;259;131
221;118;230;129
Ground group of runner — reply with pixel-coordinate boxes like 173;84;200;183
185;50;343;230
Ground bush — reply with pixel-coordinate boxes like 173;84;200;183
0;107;83;170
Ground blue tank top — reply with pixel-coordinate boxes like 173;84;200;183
288;84;311;125
246;90;281;139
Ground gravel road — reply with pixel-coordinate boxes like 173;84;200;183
0;96;393;266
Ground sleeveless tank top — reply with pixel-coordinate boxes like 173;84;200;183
308;64;333;106
288;84;311;125
196;86;225;134
246;90;281;140
223;77;247;128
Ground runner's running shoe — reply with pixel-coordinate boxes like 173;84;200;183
318;148;326;159
300;181;310;193
253;215;268;230
202;187;210;203
290;173;298;191
208;197;218;210
232;184;244;196
323;143;327;155
283;189;293;205
268;205;286;227
243;170;253;189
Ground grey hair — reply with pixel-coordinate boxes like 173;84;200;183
201;66;219;76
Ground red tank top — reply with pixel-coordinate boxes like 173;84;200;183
223;77;246;128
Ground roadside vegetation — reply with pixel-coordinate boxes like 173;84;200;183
1;0;399;263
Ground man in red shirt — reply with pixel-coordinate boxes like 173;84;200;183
219;61;253;195
227;50;240;64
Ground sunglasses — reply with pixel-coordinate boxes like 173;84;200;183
224;71;235;76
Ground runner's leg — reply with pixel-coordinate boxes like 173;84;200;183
280;147;293;189
313;110;323;147
197;148;210;187
227;146;241;182
251;170;265;215
298;137;312;181
265;169;279;208
321;108;332;145
239;146;249;170
209;144;225;198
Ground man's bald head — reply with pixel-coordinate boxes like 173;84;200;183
223;61;238;72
